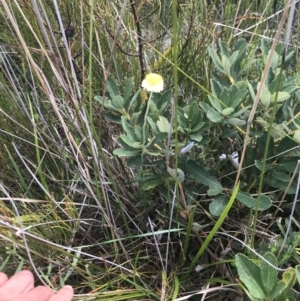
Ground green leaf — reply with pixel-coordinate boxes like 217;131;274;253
190;119;205;133
222;107;234;116
276;160;299;172
218;39;229;58
258;82;271;107
229;50;240;65
187;160;223;195
124;77;133;104
254;160;272;172
293;130;300;143
142;179;161;190
264;176;296;194
130;111;142;126
210;79;222;100
260;252;278;296
157;116;171;133
94;96;120;112
132;142;143;149
209;195;229;216
157;90;171;112
112;95;124;109
127;155;142;167
282;269;296;289
146;132;168;148
121;116;138;141
229;88;248;108
127;90;141;113
282;82;298;95
207;46;224;73
236;191;271;210
267;49;279;69
271;91;290;103
241;57;256;74
231;105;251;118
284;48;295;68
208;95;223;113
102;112;121;124
200;102;224;123
256;195;272;211
276;136;297;155
261;39;270;61
235;253;267;299
235;80;248;90
167;167;185;183
146;115;157;133
272;171;291;182
269;281;287;300
189;102;201;126
134;125;142;141
190;134;203;142
107;77;119;97
117;135;137;149
227;118;246;126
247;81;256;102
222;55;231;78
295;265;300;284
113;148;140;157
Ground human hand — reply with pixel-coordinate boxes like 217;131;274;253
0;270;73;301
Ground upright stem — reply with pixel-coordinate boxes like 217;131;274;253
142;91;153;146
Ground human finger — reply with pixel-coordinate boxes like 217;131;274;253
0;272;8;286
6;286;54;301
48;285;74;301
0;270;35;299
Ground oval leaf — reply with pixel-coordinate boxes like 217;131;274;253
209;195;229;216
236;253;267;299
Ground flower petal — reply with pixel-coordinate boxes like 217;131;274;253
141;73;164;92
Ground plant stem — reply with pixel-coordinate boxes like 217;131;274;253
142;91;153;147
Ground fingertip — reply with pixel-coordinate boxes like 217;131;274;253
48;285;74;301
63;285;73;290
16;270;34;278
61;285;74;296
0;270;34;294
0;273;8;286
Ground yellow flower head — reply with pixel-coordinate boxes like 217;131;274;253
141;73;164;93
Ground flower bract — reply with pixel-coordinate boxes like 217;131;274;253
141;73;164;93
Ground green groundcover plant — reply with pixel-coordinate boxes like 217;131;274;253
96;38;300;215
95;36;300;299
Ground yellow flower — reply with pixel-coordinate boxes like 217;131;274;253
141;73;164;93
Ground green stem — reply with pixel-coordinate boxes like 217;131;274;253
142;91;153;146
